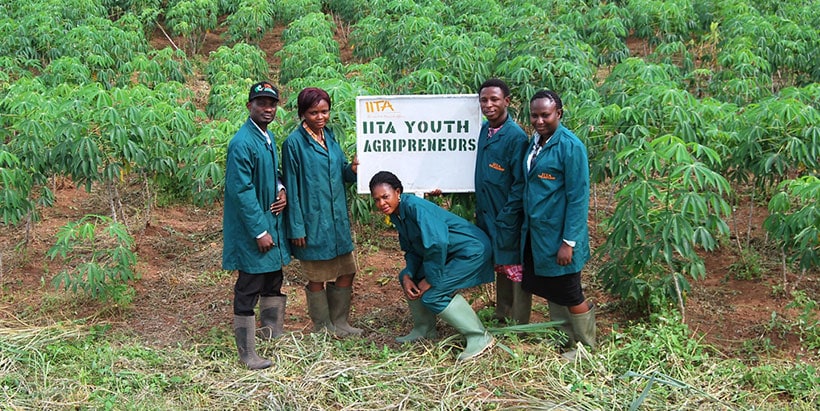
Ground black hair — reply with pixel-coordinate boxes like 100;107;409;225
530;89;563;112
369;171;403;193
478;78;511;98
297;87;331;119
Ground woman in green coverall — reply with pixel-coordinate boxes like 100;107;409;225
370;171;495;361
522;90;594;360
281;87;361;337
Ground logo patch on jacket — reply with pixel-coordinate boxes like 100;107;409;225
538;172;556;180
489;162;505;172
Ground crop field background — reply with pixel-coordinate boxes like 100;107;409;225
1;0;818;409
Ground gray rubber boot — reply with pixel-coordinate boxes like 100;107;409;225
305;288;336;333
548;301;576;349
396;298;438;343
494;274;512;323
257;295;286;340
509;281;533;325
561;304;596;361
438;294;495;361
234;315;272;370
326;283;363;337
496;275;533;325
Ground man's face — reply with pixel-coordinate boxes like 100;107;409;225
247;97;278;128
479;86;510;127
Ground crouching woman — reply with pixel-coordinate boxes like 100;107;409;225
369;171;494;361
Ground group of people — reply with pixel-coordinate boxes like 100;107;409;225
222;79;595;370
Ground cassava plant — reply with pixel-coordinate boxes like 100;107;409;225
598;135;732;316
764;176;820;292
48;214;139;305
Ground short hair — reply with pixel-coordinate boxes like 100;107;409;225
478;78;511;98
369;171;404;193
297;87;331;119
530;89;563;112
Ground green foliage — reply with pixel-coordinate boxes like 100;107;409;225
204;43;269;120
273;0;322;24
626;0;699;46
165;0;218;54
205;43;270;86
0;149;44;226
324;0;372;22
47;215;139;305
276;36;341;85
728;248;765;281
742;362;820;401
610;311;708;375
281;12;337;44
786;290;820;353
764;176;820;275
41;57;92;86
224;0;274;45
121;47;192;88
729;95;819;190
598;135;731;312
558;2;630;65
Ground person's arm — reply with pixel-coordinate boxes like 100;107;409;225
281;138;306;244
493;132;529;264
270;178;286;215
225;140;272;252
558;139;590;265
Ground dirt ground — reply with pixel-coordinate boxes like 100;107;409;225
0;182;816;365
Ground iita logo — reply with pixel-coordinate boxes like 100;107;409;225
364;99;395;113
488;162;505;172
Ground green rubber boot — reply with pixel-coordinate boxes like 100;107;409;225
509;280;533;325
257;295;286;340
305;288;335;333
438;294;495;361
396;298;438;343
326;283;363;337
234;315;272;370
495;275;533;325
563;304;597;361
548;301;576;350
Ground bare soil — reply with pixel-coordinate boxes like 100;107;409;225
0;183;816;365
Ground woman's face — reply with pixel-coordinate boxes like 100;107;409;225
529;98;562;138
303;99;330;133
371;183;401;215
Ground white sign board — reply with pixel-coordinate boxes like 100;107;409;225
356;94;482;194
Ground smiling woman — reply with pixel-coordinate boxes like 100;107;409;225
369;170;495;361
281;87;362;338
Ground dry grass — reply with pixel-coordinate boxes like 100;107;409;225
2;316;817;410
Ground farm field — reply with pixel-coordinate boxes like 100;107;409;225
1;0;819;409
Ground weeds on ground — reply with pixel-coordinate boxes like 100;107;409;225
2;310;818;410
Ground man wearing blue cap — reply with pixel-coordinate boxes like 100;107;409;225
222;81;290;369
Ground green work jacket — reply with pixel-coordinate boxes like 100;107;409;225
392;193;494;291
522;124;590;276
222;118;291;273
282;124;356;261
474;115;529;265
